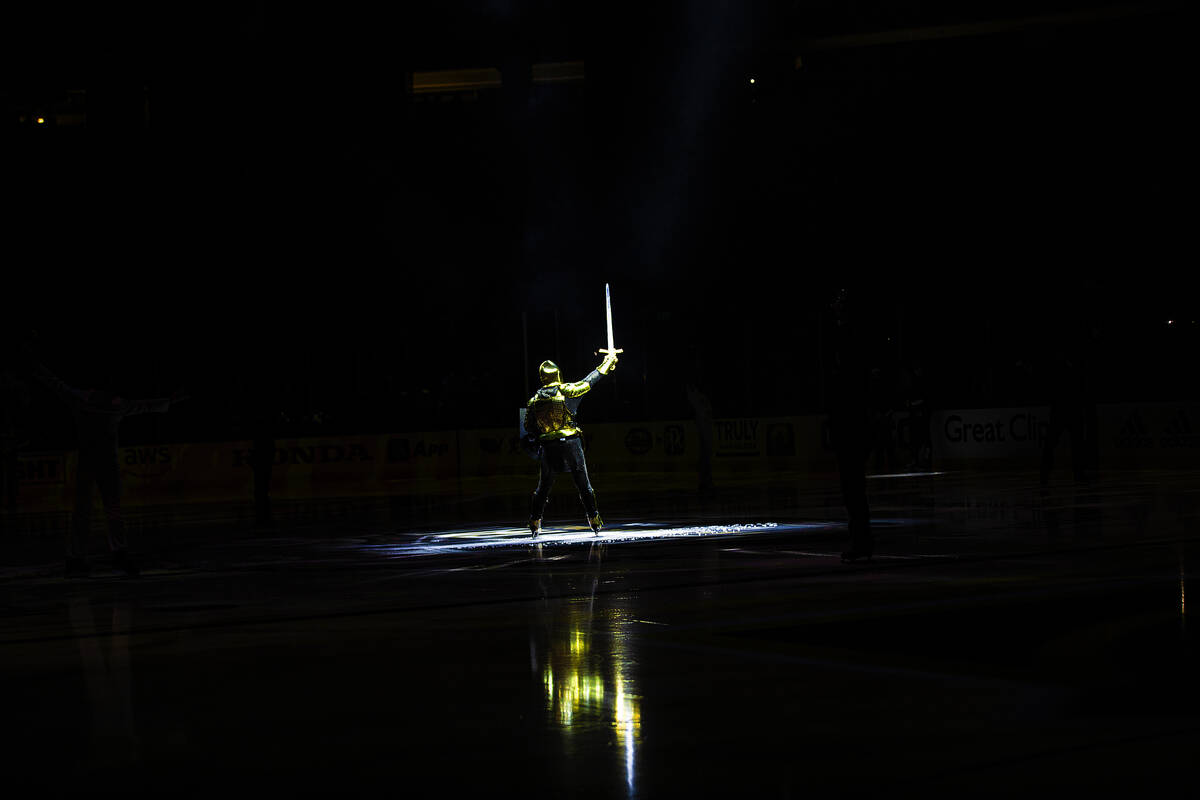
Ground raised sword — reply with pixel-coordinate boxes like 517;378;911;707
598;283;623;358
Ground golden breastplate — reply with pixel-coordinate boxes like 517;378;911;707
529;391;581;440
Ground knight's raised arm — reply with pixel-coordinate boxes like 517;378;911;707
559;353;617;398
29;360;89;409
120;397;172;417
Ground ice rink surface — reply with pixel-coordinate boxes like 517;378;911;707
2;468;1198;797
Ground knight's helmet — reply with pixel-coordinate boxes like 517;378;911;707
538;360;562;386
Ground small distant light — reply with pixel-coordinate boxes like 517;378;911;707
749;77;756;84
36;117;45;124
1167;320;1175;325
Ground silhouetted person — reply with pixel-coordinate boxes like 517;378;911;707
824;289;873;562
27;355;185;577
867;365;898;474
900;359;931;470
524;354;618;536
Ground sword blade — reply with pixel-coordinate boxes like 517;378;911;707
600;283;622;356
606;283;615;353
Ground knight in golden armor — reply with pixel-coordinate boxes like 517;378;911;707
523;353;618;536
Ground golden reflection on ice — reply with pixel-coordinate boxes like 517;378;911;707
540;609;641;736
534;546;642;796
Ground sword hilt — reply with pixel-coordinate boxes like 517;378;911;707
598;348;623;356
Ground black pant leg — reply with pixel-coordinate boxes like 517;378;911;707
836;438;872;554
530;459;555;521
69;456;95;559
570;466;597;518
93;457;127;552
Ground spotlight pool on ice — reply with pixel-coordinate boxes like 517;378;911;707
395;521;835;554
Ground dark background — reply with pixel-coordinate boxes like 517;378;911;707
2;1;1194;450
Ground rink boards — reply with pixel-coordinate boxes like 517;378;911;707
10;402;1198;511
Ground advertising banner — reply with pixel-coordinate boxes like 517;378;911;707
1099;402;1200;468
932;407;1051;464
14;451;70;510
586;420;695;475
121;442;245;506
249;433;459;498
459;427;533;478
932;402;1200;470
13;404;1192;512
582;416;831;475
711;416;831;473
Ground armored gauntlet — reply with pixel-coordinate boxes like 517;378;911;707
597;353;619;375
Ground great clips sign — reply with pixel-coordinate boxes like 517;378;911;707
932;407;1051;462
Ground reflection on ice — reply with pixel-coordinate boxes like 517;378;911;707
540;608;642;795
532;547;643;797
614;673;640;793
